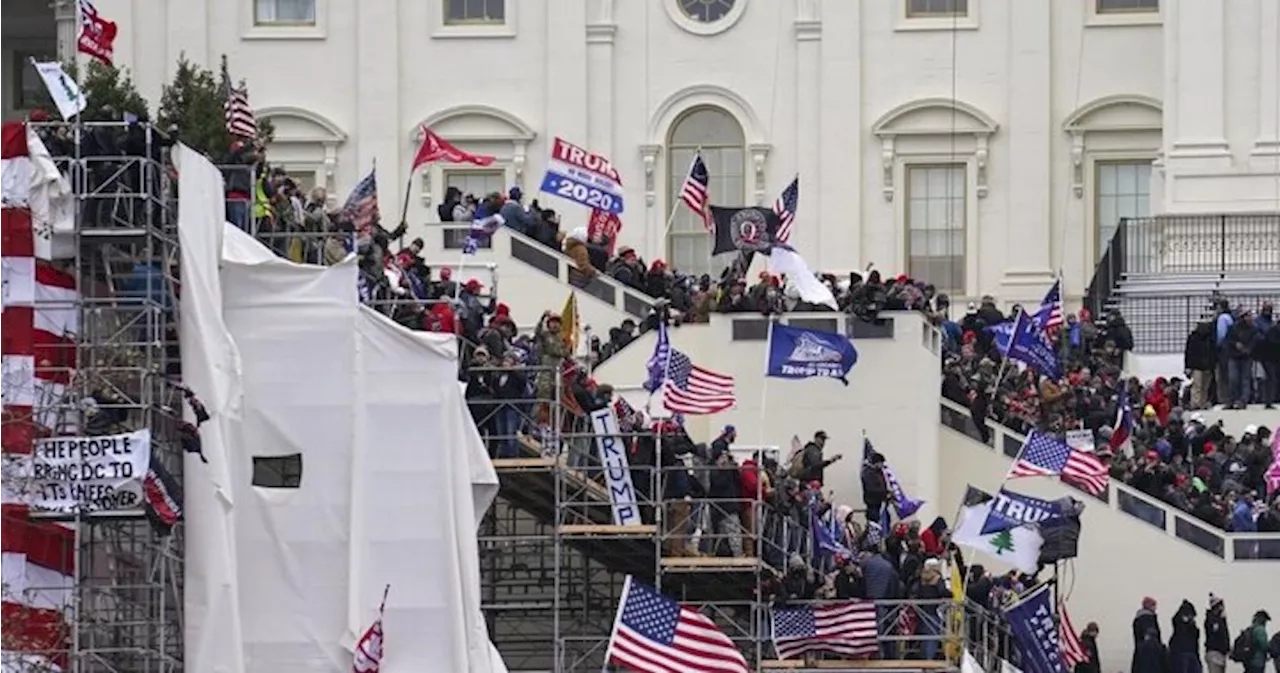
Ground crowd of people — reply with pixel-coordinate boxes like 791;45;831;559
938;297;1279;535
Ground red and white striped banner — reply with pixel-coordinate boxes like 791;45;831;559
1;121;78;671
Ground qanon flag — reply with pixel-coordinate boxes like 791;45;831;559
710;206;781;256
765;323;858;385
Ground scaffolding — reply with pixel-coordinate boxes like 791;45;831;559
473;365;1016;672
14;121;184;673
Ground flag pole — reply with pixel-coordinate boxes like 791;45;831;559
758;319;774;448
400;126;422;234
658;147;703;250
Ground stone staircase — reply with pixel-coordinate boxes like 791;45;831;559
1104;271;1280;353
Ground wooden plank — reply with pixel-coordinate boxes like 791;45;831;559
559;524;658;536
659;557;759;571
491;457;556;470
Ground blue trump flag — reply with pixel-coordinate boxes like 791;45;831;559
1005;583;1068;673
979;487;1067;535
811;504;850;558
1007;309;1062;379
987;280;1063;355
765;323;858;385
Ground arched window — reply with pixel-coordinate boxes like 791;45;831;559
666;106;745;276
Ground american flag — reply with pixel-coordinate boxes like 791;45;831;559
222;66;258;139
1009;430;1110;496
606;578;749;673
680;153;711;231
1058;601;1089;670
342;168;380;241
772;601;878;660
1036;278;1064;330
645;322;734;414
773;176;799;244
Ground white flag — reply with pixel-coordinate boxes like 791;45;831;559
766;245;838;310
33;61;87;120
951;501;1044;574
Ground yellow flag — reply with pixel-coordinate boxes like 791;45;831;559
560;291;579;354
945;558;966;662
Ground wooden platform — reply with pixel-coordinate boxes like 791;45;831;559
761;660;954;671
659;556;763;572
558;524;658;536
490;457;556;470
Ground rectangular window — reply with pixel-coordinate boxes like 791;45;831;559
442;169;504;249
905;165;966;294
254;0;316;25
906;0;968;18
667;147;744;277
13;52;56;110
1094;160;1152;260
1096;0;1158;13
445;0;505;24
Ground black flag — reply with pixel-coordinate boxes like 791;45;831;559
710;206;781;256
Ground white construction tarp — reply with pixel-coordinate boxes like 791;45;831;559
176;144;504;673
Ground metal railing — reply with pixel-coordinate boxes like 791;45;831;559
939;397;1280;560
1085;214;1280;317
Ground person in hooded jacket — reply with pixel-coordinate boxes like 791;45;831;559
1134;597;1163;648
1204;594;1230;673
1168;599;1203;673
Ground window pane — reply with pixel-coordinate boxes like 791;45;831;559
256;0;315;24
906;165;967;294
1094;160;1153;258
446;0;505;23
907;0;967;17
670;108;745;146
1098;0;1158;13
445;170;505;202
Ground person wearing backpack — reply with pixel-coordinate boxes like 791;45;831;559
1231;610;1271;673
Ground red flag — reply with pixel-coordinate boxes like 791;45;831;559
352;585;390;673
411;127;495;171
587;208;622;255
77;0;117;66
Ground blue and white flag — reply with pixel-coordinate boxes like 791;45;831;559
988;282;1063;355
811;505;850;557
462;212;504;255
1007;309;1061;379
1004;583;1068;673
539;137;625;214
765;323;857;384
979;487;1067;535
864;438;923;519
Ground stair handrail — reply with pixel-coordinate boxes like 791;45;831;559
1083;217;1130;317
939;397;1280;561
425;221;659;318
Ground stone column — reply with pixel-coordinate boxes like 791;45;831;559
1252;0;1280;159
794;0;822;263
53;0;78;64
586;0;617;159
1163;0;1230;165
1001;0;1054;292
355;0;400;222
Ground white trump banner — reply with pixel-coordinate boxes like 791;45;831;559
26;429;152;512
588;407;641;526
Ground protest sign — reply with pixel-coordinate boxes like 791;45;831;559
26;429;152;512
1065;429;1095;453
589;408;641;526
540;138;625;214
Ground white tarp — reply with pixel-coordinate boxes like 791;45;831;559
177;145;505;673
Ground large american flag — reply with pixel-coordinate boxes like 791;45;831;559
773;176;799;244
222;66;258;139
645;322;736;415
680;153;711;231
772;601;878;660
1009;430;1109;496
342;168;380;241
606;578;749;673
1058;600;1089;670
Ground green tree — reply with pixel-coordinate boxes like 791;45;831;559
989;529;1016;555
31;60;149;121
156;54;272;162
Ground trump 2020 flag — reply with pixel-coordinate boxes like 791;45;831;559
1004;583;1068;673
864;438;923;519
766;322;857;384
979;487;1067;535
1007;309;1061;379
